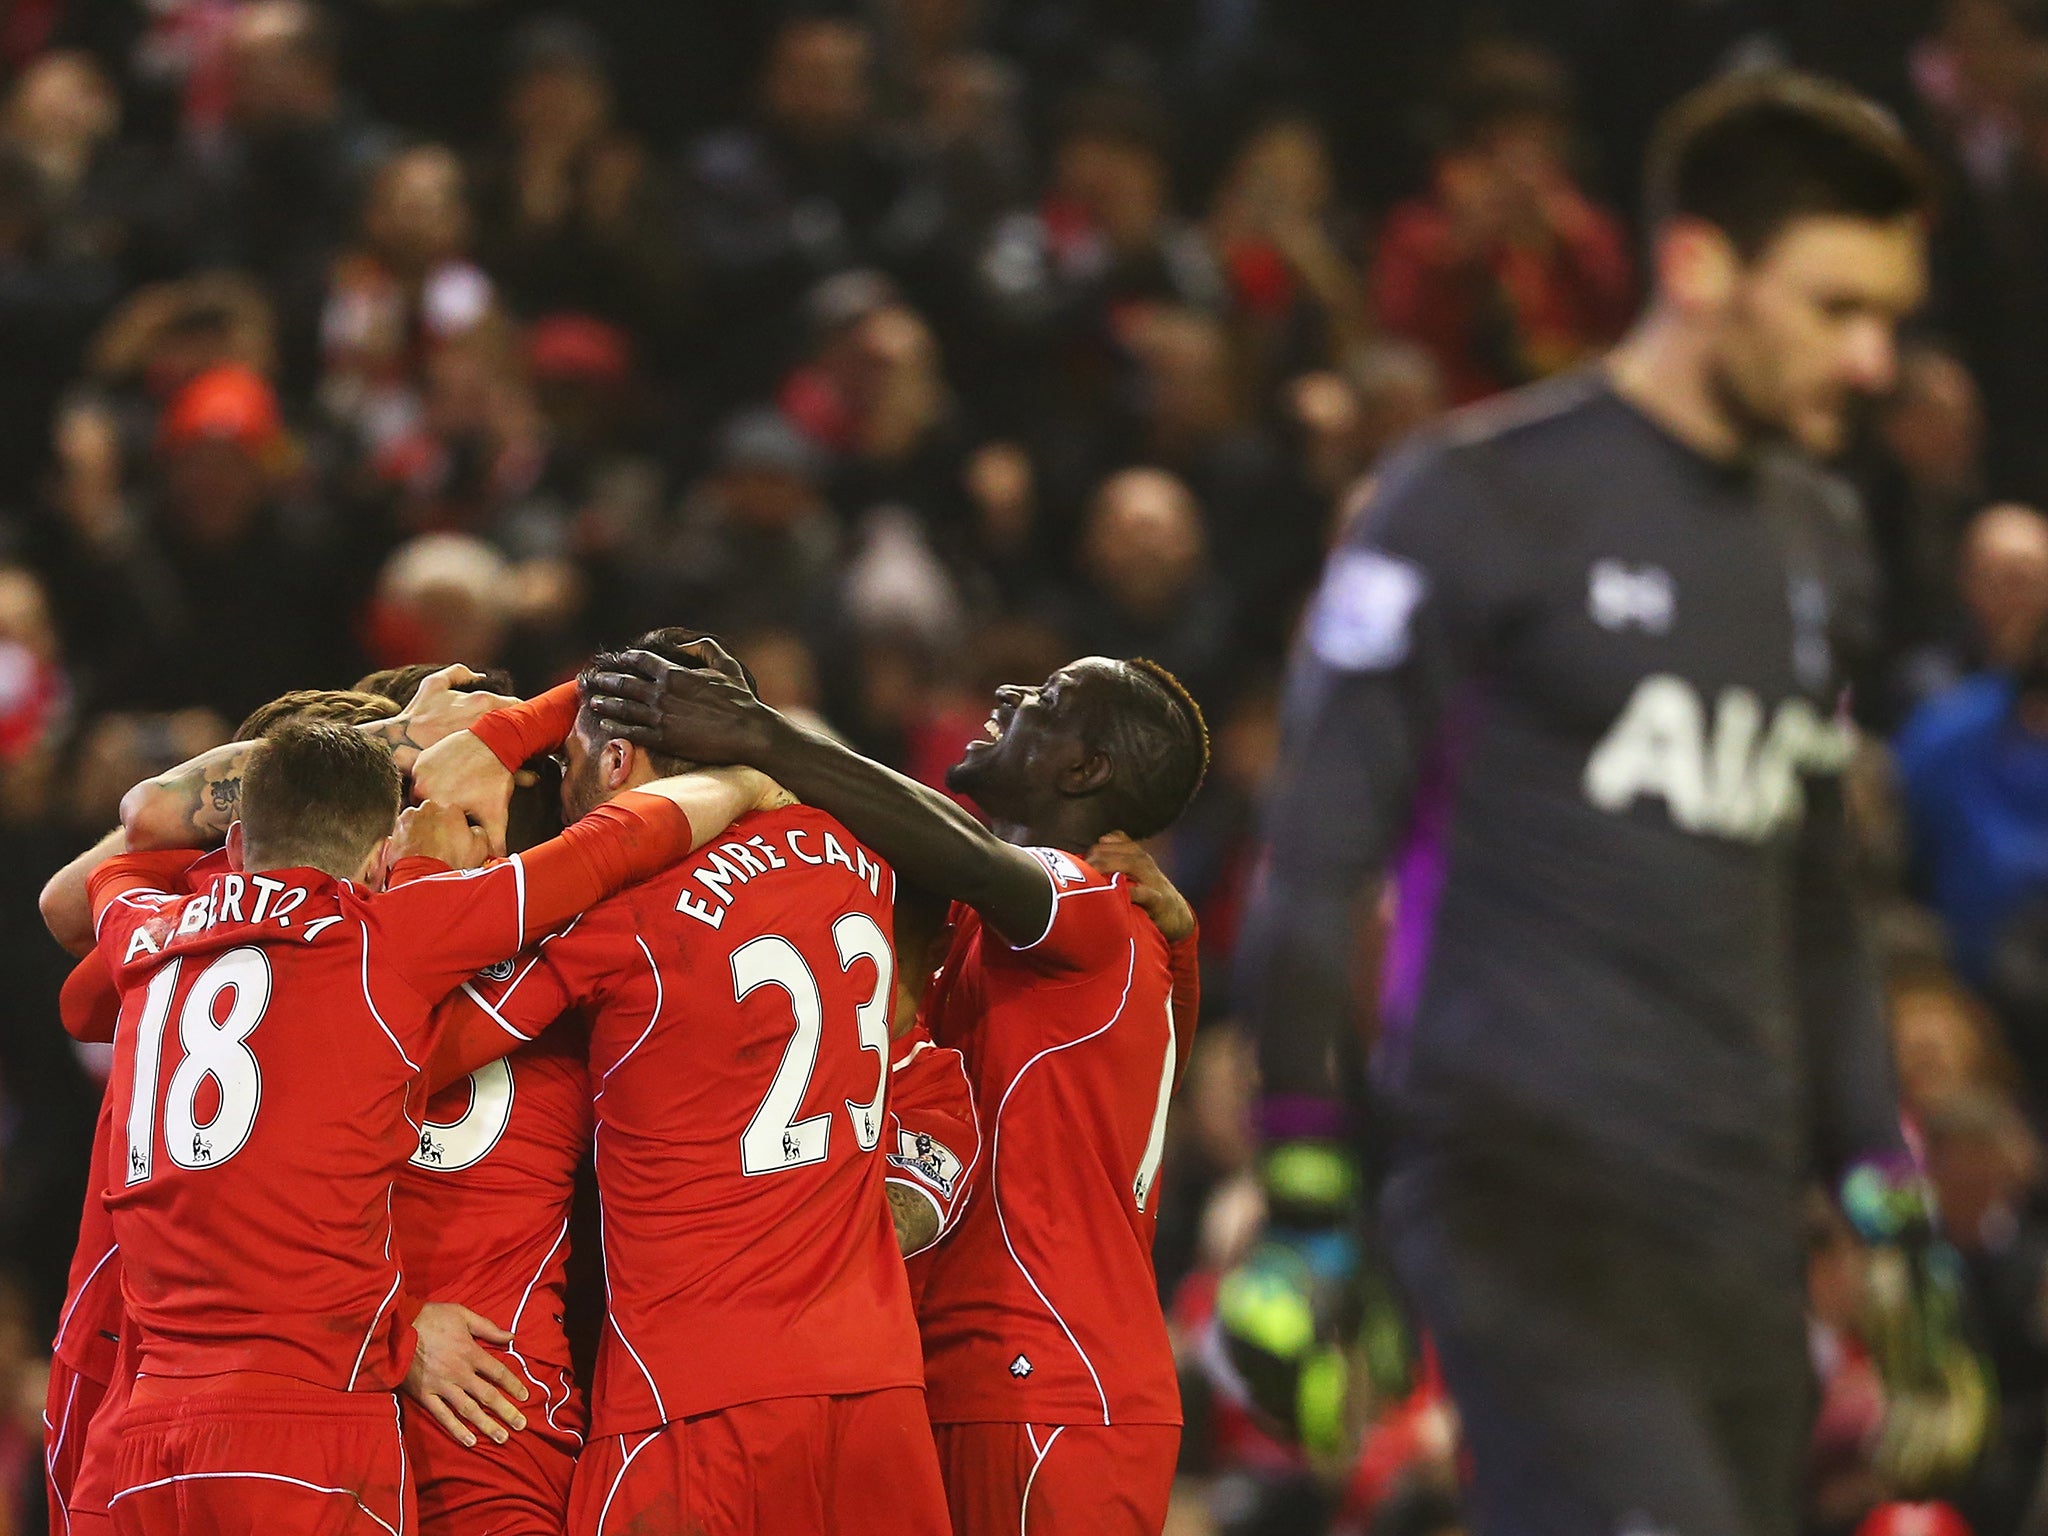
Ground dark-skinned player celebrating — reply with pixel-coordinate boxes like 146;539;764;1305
582;647;1207;1536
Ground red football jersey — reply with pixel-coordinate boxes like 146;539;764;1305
469;804;924;1437
53;1089;122;1384
393;1013;592;1445
90;851;560;1392
54;849;232;1386
914;847;1190;1427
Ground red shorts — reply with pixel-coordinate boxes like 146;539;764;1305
402;1391;580;1536
931;1421;1180;1536
68;1331;137;1522
109;1372;414;1536
44;1358;108;1532
567;1386;949;1536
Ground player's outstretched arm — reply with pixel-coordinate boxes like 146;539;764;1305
403;1302;530;1449
587;652;1057;944
40;825;126;954
120;666;518;851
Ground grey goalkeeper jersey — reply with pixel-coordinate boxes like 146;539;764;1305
1241;370;1903;1242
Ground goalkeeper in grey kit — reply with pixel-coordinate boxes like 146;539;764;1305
1239;71;1983;1535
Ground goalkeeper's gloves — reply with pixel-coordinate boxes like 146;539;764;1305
1213;1237;1357;1458
1838;1156;1993;1495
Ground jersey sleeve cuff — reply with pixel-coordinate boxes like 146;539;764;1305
470;682;581;771
388;856;454;888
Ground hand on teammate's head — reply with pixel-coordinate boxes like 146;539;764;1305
389;800;491;875
409;732;516;858
584;648;772;769
391;664;521;759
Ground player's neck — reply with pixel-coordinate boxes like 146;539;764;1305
1606;312;1746;466
990;811;1097;857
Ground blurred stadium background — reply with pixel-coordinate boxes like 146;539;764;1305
2;1;2048;1532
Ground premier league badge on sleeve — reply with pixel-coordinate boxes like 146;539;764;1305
887;1129;963;1196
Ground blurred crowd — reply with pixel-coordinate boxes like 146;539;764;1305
6;1;2048;1533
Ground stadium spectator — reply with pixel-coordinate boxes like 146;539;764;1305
0;48;190;288
1117;304;1324;643
1896;501;2048;712
1918;1091;2048;1530
776;277;977;557
1374;42;1634;404
47;361;351;722
1889;963;2019;1123
1919;3;2048;500
318;143;496;455
635;406;840;642
1963;503;2048;664
683;13;943;396
1068;466;1237;708
470;16;689;368
974;86;1226;429
188;0;397;389
1898;619;2048;997
1865;345;1990;714
1207;114;1370;389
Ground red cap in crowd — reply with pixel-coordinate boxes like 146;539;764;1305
1857;1503;1974;1536
157;363;284;456
527;313;631;387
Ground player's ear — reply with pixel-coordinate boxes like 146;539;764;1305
225;820;246;873
363;835;396;891
1657;215;1739;318
1057;748;1114;798
603;739;633;790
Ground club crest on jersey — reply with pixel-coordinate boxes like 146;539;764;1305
887;1129;963;1196
1588;560;1675;634
1028;848;1089;888
1584;674;1855;841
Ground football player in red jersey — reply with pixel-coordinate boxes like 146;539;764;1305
393;886;592;1533
84;720;778;1536
585;647;1208;1536
36;686;424;1536
408;637;952;1536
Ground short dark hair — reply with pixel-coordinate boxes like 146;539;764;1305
1646;70;1930;258
239;721;402;877
577;627;757;777
1083;659;1210;841
1055;86;1173;164
352;664;516;708
1441;43;1574;152
234;688;399;742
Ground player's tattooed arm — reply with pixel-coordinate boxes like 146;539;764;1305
887;1182;941;1256
587;649;1057;944
361;664;519;772
121;666;518;852
121;741;257;850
